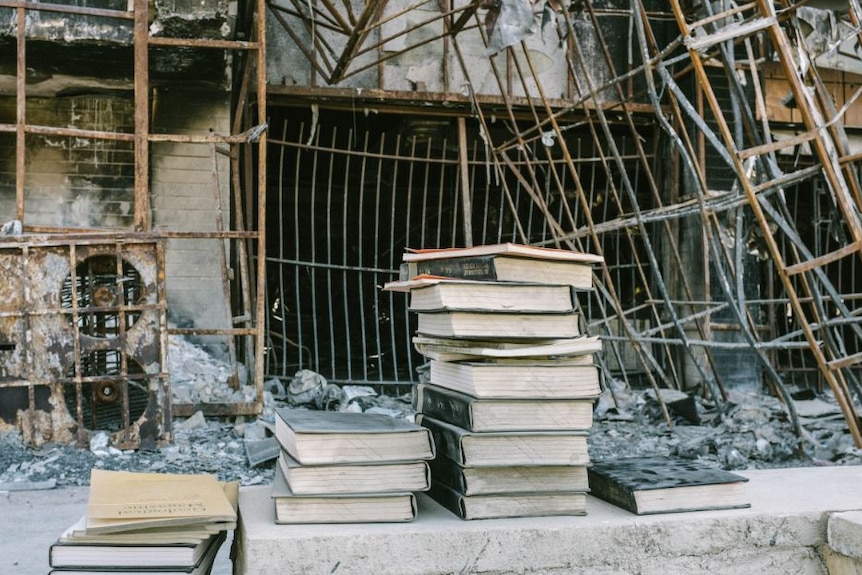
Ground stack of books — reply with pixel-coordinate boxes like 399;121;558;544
48;470;237;575
269;407;436;523
385;242;605;520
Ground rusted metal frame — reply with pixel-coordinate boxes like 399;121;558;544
0;0;132;18
169;327;261;336
133;0;150;232
17;245;36;443
229;36;256;371
599;333;816;350
565;3;717;400
267;3;339;80
154;240;171;442
328;0;385;84
759;3;862;257
208;143;240;386
15;1;25;222
672;0;860;445
586;0;711;394
657;2;807;432
268;0;347;34
785;240;862;276
147;37;259;50
329;6;482;83
254;0;268;416
66;243;88;446
113;244;134;448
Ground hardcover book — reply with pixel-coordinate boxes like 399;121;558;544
416;310;582;339
405;280;578;313
277;450;431;495
401;243;603;290
414;383;596;432
417;414;590;467
412;335;602;362
429;456;590;495
273;408;435;465
587;456;751;515
427;482;587;520
85;470;237;535
49;530;224;570
427;357;601;399
270;467;418;524
47;531;225;575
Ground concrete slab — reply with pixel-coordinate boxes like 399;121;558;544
234;466;862;575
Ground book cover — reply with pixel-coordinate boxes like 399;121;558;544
85;470;237;535
427;482;588;520
270;467;418;523
587;456;751;515
429;456;590;495
416;309;582;339
417;414;590;467
402;243;604;264
404;255;596;290
414;383;596;432
47;531;225;575
428;357;601;399
274;408;435;465
406;280;578;313
412;334;602;362
277;450;431;495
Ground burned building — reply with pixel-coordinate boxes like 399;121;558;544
1;1;861;447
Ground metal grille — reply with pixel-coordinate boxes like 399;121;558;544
264;108;656;391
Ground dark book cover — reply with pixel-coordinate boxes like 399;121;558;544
588;456;750;515
413;384;476;431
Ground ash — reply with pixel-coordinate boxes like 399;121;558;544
1;341;860;491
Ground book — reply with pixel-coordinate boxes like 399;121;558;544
427;482;587;520
417;414;590;466
401;243;603;290
427;357;601;399
85;470;237;535
274;408;435;465
429;456;590;495
587;456;751;515
59;515;216;545
47;531;225;575
414;383;596;432
49;529;223;569
404;279;578;313
416;310;581;339
270;466;418;523
412;335;602;362
277;450;431;495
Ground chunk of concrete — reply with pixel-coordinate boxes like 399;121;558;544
829;511;862;560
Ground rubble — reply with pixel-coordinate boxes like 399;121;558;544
2;363;860;491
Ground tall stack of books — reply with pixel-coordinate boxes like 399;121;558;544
269;407;436;523
48;470;237;575
385;242;605;520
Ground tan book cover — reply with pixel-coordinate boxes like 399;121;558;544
85;470;237;535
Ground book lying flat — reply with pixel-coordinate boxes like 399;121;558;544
406;280;578;313
416;310;582;339
277;450;431;495
414;383;596;432
417;414;590;467
427;482;587;520
587;456;751;515
49;530;223;569
60;515;214;545
271;467;417;524
402;244;603;290
85;470;237;535
274;408;435;465
429;456;590;495
412;335;602;362
428;357;601;399
47;531;225;575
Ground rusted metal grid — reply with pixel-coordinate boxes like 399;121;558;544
0;0;269;443
265;0;862;445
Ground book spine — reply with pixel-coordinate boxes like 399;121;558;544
409;256;500;281
587;474;640;514
426;482;467;519
427;456;469;493
417;415;467;465
415;386;475;431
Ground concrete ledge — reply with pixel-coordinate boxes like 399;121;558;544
234;466;862;575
